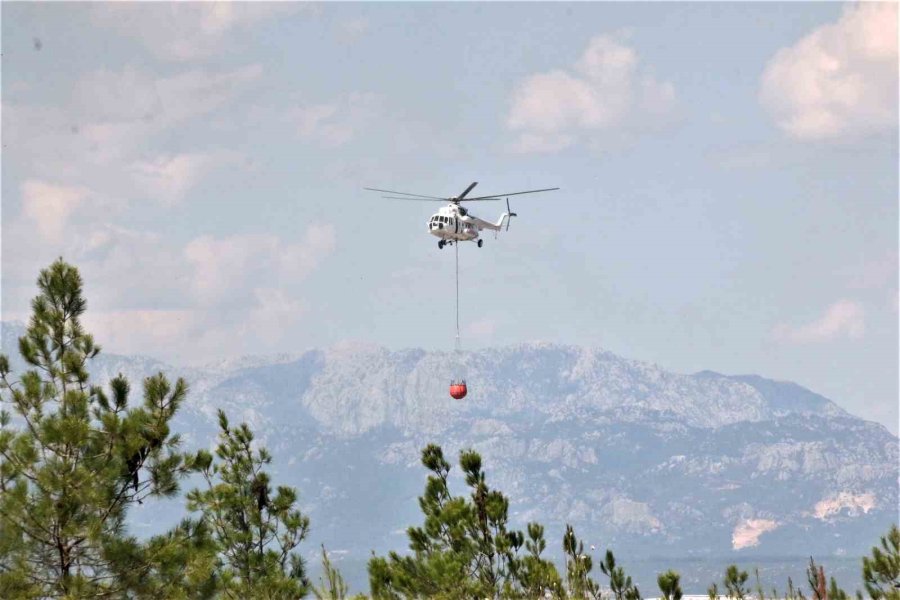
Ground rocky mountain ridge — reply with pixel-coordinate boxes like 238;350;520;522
1;322;896;572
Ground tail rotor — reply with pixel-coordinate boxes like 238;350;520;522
505;198;517;231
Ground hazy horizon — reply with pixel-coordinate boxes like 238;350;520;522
3;3;897;434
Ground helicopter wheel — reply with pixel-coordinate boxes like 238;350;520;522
438;240;445;249
477;239;483;248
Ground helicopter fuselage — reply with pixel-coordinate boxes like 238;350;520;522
427;205;479;242
427;203;511;246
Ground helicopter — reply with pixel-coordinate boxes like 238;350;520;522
364;182;559;249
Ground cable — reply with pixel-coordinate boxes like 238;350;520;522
455;241;461;353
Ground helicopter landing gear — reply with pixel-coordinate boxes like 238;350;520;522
477;239;483;248
438;240;445;249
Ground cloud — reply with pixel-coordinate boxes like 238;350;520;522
773;300;865;343
67;65;262;161
847;252;898;291
5;64;261;211
184;224;337;306
760;3;898;140
337;18;370;43
287;92;383;147
130;152;238;206
21;180;92;242
82;309;199;357
11;222;337;363
90;3;301;62
462;317;498;340
81;289;307;361
506;34;676;153
245;288;307;344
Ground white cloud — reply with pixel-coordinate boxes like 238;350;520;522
847;252;898;290
245;288;307;344
82;289;306;361
509;132;576;154
67;65;262;158
287;92;383;147
82;309;199;357
130;152;238;206
337;18;370;43
506;34;676;153
90;3;301;62
463;317;498;339
15;222;336;362
21;180;91;242
184;224;337;305
773;300;866;343
760;3;898;140
6;64;261;213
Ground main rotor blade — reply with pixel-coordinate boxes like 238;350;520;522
457;181;478;199
464;187;560;201
363;187;446;200
448;198;502;202
380;195;447;201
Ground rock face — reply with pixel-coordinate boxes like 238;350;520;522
1;322;896;566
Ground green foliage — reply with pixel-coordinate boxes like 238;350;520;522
601;548;641;600
0;259;192;597
754;567;766;600
369;444;527;599
459;448;525;595
829;576;851;600
115;518;219;599
187;409;311;599
808;557;827;600
1;262;897;600
658;569;683;600
313;545;350;600
519;522;563;598
563;524;600;599
785;576;800;600
862;525;900;600
723;565;750;600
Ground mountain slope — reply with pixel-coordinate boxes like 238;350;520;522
1;322;896;584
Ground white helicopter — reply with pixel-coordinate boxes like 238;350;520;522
364;182;559;249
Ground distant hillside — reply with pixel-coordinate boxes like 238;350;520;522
1;321;896;590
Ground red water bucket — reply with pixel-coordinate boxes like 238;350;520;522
449;380;467;400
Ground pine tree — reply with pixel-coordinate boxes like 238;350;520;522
754;567;766;600
0;259;192;597
808;557;827;600
187;410;311;599
519;523;563;599
658;570;683;600
118;518;220;599
600;549;641;600
563;524;600;599
828;576;851;600
723;565;750;600
313;545;349;600
862;525;900;600
369;444;536;599
369;444;478;599
459;449;525;597
786;577;799;600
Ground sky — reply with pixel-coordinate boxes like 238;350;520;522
2;2;897;433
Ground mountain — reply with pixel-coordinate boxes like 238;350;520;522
1;321;896;591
